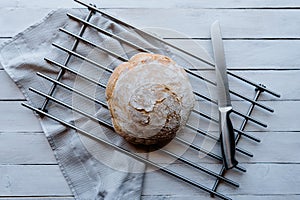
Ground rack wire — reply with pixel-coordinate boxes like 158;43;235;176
22;1;280;199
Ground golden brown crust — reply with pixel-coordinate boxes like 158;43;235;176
106;62;133;100
106;53;194;146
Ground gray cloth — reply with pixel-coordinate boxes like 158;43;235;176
0;8;174;200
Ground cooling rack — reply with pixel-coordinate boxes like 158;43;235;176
22;1;281;199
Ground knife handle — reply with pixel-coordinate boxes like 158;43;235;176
219;106;238;170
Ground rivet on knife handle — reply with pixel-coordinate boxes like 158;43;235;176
211;20;238;170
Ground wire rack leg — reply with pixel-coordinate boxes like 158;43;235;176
40;6;96;112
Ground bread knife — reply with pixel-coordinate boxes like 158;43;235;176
210;20;238;170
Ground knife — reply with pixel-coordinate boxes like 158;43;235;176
210;20;238;170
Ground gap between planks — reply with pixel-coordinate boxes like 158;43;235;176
1;195;300;200
1;0;300;9
1;69;299;101
1;131;300;165
0;8;300;38
0;195;300;200
0;100;300;132
1;39;300;70
0;163;300;196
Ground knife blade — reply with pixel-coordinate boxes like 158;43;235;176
211;20;238;170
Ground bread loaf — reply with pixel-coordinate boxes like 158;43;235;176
106;53;195;145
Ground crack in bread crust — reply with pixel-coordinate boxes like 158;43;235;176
106;53;195;145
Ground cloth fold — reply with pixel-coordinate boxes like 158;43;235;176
0;8;172;200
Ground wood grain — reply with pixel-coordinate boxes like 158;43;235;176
175;131;300;165
113;9;300;39
0;131;299;165
168;100;300;132
2;0;300;9
1;195;300;200
227;70;300;100
0;165;71;196
237;132;300;163
0;100;298;133
168;39;300;69
0;132;56;164
0;70;24;100
0;68;298;101
142;195;300;200
244;100;300;132
0;8;51;38
1;39;300;70
0;8;300;38
0;164;299;197
0;98;298;132
0;101;42;132
189;70;299;101
142;164;300;195
0;198;74;200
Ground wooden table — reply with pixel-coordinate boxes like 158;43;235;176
0;0;300;199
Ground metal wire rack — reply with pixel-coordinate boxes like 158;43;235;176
22;1;281;199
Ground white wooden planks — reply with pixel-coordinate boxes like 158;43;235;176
1;40;300;70
1;195;300;200
0;132;56;164
0;70;24;100
237;132;300;163
0;100;298;133
168;39;300;69
179;131;300;164
109;9;300;38
0;164;299;197
219;164;300;195
2;0;300;9
0;101;42;132
142;164;300;195
244;100;300;132
0;70;298;100
227;71;300;100
0;8;52;38
0;198;74;200
0;165;71;196
142;195;300;200
1;8;300;38
1;131;299;166
0;0;299;200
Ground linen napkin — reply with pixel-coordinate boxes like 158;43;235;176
0;8;176;200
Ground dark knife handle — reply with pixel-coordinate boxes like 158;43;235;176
219;106;238;170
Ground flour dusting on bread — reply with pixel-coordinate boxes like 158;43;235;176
106;53;195;145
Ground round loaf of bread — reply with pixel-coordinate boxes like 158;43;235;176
106;53;195;145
